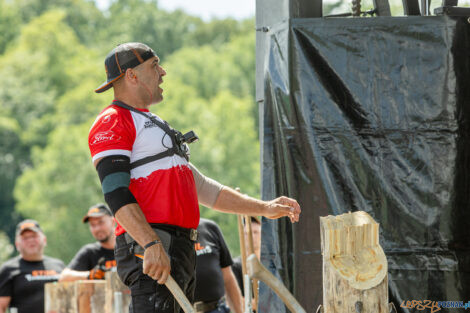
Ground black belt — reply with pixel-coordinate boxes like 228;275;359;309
120;224;198;245
149;224;198;241
193;297;225;313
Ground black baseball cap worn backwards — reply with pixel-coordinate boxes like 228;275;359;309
95;42;157;93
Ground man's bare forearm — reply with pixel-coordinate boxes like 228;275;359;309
222;266;243;313
114;203;159;247
59;268;90;282
0;297;11;313
213;187;267;215
213;187;301;222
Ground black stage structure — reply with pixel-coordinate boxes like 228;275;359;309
256;0;470;312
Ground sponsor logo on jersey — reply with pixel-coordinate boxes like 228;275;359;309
25;270;60;281
105;260;117;269
194;242;213;256
90;131;122;145
102;115;112;123
144;121;158;129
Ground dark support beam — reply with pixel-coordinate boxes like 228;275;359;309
256;0;323;102
373;0;392;16
434;5;470;15
402;0;421;15
290;0;322;18
442;0;458;6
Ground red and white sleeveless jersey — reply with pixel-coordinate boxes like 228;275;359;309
88;103;200;236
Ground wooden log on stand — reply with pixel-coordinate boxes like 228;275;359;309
320;211;388;313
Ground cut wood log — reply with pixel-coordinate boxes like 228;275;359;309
77;281;106;313
45;281;76;313
320;211;388;313
45;280;106;313
105;271;131;313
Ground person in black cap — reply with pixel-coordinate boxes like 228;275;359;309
193;218;242;313
0;219;65;313
88;42;301;313
59;204;116;282
232;217;261;298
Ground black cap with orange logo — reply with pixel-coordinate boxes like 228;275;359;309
16;219;43;237
82;204;112;223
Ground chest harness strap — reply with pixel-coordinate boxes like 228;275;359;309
112;101;198;169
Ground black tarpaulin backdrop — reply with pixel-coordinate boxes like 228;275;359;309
259;16;470;313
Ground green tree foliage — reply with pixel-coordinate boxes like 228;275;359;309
15;123;103;262
0;10;76;240
0;117;27;239
0;1;21;54
103;0;254;60
11;0;105;44
104;0;200;59
0;10;89;147
0;232;14;263
185;18;254;48
164;32;255;100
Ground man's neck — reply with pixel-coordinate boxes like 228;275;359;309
114;93;150;110
21;254;43;262
100;237;116;250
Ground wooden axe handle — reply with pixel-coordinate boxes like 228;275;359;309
166;275;195;313
246;254;306;313
244;216;259;310
237;214;248;277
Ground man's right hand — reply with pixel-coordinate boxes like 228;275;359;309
142;243;171;284
114;203;172;284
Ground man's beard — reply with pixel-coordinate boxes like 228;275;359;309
98;234;111;243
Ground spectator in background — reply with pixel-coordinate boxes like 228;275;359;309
194;218;243;313
0;219;65;313
231;216;261;297
59;204;116;282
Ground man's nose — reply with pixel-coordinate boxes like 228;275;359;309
160;67;167;76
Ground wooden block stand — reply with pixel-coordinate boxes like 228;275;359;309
105;271;131;313
320;211;389;313
45;272;130;313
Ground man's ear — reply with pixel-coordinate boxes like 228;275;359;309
126;68;137;81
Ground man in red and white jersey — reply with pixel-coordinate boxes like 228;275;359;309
88;42;301;313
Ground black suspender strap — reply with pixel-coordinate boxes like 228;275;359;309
112;101;174;136
128;150;175;170
111;101;187;169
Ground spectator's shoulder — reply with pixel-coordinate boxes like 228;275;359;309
43;255;65;268
81;242;101;252
198;218;219;230
0;256;21;271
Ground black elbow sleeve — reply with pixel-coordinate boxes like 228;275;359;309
96;155;137;215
